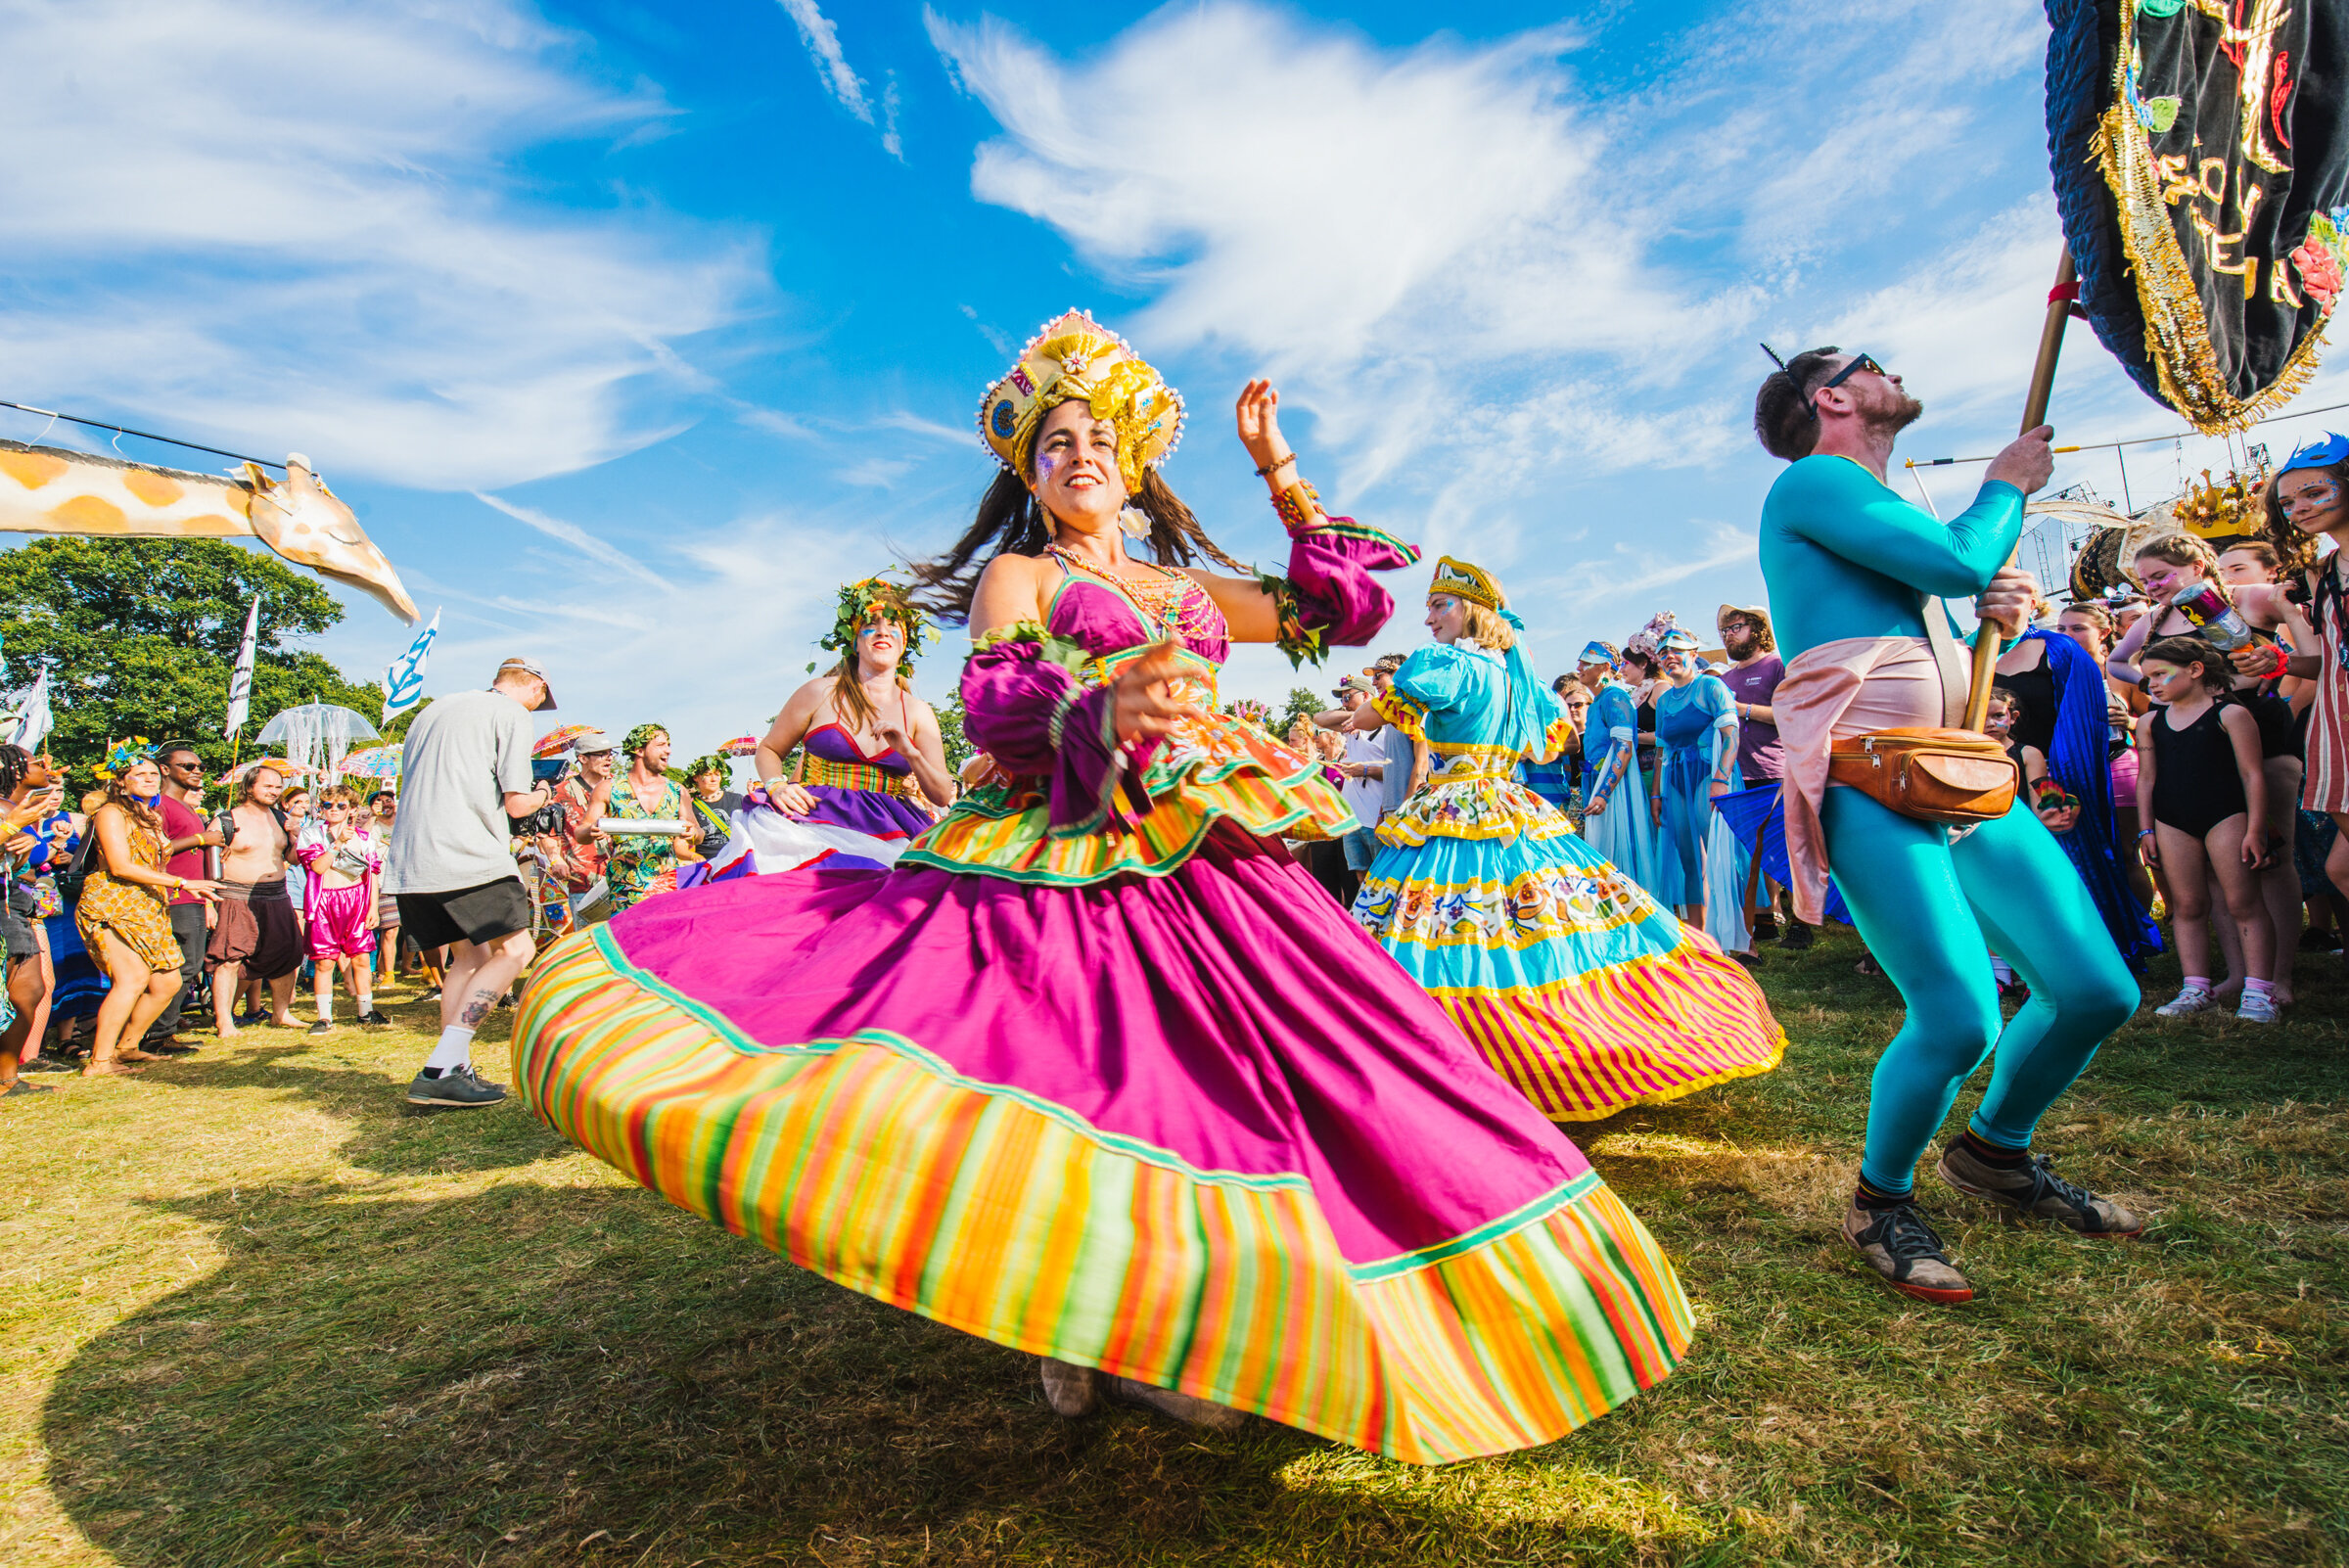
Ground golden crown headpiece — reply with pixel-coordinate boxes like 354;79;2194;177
1429;556;1503;612
2167;466;2267;545
978;309;1184;490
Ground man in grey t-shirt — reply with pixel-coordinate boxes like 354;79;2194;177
390;656;558;1109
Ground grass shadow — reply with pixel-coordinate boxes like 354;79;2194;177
40;1180;1741;1568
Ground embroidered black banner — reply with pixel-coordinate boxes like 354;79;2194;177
2047;0;2349;432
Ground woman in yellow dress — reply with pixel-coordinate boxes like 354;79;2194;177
74;745;220;1077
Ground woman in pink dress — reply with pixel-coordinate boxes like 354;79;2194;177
512;312;1693;1462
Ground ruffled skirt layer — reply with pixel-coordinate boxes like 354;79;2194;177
513;823;1692;1463
1352;781;1784;1122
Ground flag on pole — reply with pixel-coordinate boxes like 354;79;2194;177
382;608;440;725
0;666;53;752
223;592;261;738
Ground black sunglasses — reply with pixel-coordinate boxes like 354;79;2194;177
1762;346;1885;421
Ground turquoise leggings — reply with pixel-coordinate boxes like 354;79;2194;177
1821;787;2138;1194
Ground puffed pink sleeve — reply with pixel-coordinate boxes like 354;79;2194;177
960;625;1156;836
295;836;328;870
1260;483;1422;664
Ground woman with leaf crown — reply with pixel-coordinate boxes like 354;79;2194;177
1345;563;1784;1122
514;311;1695;1463
692;576;957;882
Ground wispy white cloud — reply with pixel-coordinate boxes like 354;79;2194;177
776;0;901;157
0;0;768;491
471;491;674;590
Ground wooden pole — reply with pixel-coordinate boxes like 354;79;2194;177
1961;244;2076;731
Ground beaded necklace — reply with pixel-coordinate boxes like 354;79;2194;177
1045;545;1223;645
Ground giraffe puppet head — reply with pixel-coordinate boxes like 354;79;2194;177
241;456;419;624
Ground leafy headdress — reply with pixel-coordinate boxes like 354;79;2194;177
814;576;936;677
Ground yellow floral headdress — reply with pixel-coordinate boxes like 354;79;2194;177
95;736;154;780
977;309;1185;489
1429;556;1503;612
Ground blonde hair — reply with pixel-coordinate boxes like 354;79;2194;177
1458;600;1517;652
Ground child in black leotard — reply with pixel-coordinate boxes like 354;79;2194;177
2137;637;2276;1022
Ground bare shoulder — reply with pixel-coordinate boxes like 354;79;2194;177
971;553;1053;632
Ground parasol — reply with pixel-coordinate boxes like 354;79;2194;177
719;734;760;757
224;755;299;785
533;723;601;759
338;744;403;780
254;702;380;778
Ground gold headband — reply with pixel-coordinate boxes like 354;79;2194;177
977;309;1184;490
1428;555;1503;612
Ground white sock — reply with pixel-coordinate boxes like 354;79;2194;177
424;1025;476;1075
318;992;334;1025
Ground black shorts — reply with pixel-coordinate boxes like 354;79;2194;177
394;877;531;950
2243;690;2302;761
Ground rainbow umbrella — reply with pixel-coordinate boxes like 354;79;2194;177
338;744;403;780
720;734;760;757
533;723;601;759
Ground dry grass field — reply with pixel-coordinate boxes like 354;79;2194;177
2;924;2343;1566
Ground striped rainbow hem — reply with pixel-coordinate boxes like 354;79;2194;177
1429;936;1787;1121
512;930;1695;1464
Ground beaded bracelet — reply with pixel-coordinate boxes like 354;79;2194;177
1254;452;1299;478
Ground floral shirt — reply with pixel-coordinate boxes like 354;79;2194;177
552;777;609;897
605;774;688;910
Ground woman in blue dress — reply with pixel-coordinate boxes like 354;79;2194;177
1573;640;1659;895
1347;558;1783;1122
1649;625;1741;929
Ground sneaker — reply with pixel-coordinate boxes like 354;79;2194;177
307;1021;332;1036
1778;919;1816;951
20;1056;73;1074
1105;1376;1251;1431
358;1008;392;1026
1936;1143;2142;1236
4;1079;55;1097
1729;949;1764;970
1751;914;1779;942
406;1064;507;1108
1039;1359;1099;1417
2236;991;2280;1024
419;987;442;1003
2154;985;2213;1018
2298;926;2341;952
1841;1200;1972;1304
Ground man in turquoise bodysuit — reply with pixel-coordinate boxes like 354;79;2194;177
1754;347;2141;1305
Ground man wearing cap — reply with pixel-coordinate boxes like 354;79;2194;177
551;731;619;922
1717;603;1807;949
385;656;558;1108
1312;673;1391;891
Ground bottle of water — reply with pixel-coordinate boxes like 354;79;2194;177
2169;583;2254;652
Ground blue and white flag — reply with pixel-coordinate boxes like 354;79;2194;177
382;608;439;725
0;666;53;753
223;592;261;738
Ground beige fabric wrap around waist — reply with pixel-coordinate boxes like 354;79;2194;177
1772;622;1970;926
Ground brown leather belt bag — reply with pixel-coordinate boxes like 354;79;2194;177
1827;727;2018;824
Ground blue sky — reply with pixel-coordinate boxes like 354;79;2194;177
7;0;2347;751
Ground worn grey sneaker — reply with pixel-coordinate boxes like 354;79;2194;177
2235;991;2280;1024
1106;1376;1251;1431
1039;1359;1100;1417
1842;1200;1972;1304
1936;1143;2141;1236
406;1064;508;1108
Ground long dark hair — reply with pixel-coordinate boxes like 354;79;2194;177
909;454;1243;624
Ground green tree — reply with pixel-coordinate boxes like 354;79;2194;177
935;689;973;772
1276;684;1324;740
0;538;381;780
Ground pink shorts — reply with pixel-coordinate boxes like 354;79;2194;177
306;882;379;960
2109;748;2141;809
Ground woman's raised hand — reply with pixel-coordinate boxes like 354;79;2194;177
1235;379;1291;475
177;878;225;904
1112;640;1205;744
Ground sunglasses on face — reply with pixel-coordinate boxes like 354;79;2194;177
1794;352;1885;419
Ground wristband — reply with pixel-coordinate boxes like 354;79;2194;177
2138;829;2155;840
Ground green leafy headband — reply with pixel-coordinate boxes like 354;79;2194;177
622;722;668;758
814;576;935;676
682;753;729;783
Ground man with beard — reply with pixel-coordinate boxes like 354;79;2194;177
1753;347;2139;1307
